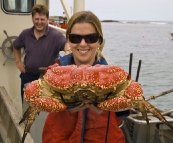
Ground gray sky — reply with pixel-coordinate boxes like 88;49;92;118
49;0;173;22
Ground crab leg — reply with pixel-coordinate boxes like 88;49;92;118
20;79;67;143
135;100;149;124
143;100;173;130
29;96;67;112
97;81;141;112
98;80;173;130
19;97;67;143
19;106;39;143
97;96;133;111
24;79;67;112
98;81;148;122
124;81;151;123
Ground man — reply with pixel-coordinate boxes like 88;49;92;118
13;4;69;102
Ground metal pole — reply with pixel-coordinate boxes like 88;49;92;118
60;0;72;21
73;0;85;14
129;53;133;77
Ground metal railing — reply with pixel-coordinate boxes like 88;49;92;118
0;86;34;143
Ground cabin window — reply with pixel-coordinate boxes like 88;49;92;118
2;0;35;14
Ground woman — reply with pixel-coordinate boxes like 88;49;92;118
42;11;129;143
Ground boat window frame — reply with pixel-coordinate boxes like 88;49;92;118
1;0;35;15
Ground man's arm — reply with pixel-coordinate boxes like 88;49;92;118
13;47;25;73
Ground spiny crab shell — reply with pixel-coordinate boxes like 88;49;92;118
25;64;141;111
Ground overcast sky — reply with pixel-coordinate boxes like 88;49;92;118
49;0;173;22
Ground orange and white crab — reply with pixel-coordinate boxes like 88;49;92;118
19;63;173;143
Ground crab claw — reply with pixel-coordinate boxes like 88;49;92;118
20;79;67;143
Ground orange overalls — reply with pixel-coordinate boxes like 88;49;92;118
42;109;126;143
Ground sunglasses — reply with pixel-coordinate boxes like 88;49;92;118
69;33;100;44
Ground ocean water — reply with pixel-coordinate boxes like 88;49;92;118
101;21;173;110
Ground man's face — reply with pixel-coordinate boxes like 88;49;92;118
32;12;49;32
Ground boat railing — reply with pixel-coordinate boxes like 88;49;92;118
121;108;173;143
0;86;34;143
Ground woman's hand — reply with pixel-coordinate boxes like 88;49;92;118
88;104;103;114
64;43;71;55
64;49;71;55
70;102;103;114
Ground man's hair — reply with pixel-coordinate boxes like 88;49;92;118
31;4;49;18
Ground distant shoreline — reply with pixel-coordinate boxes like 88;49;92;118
100;20;119;22
100;20;173;24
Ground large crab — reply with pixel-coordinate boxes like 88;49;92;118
19;63;173;142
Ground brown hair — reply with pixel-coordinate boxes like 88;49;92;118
66;11;105;60
31;4;49;18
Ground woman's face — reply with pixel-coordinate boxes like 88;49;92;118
68;23;100;66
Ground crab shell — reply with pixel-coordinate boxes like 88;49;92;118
24;64;138;111
43;64;138;107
